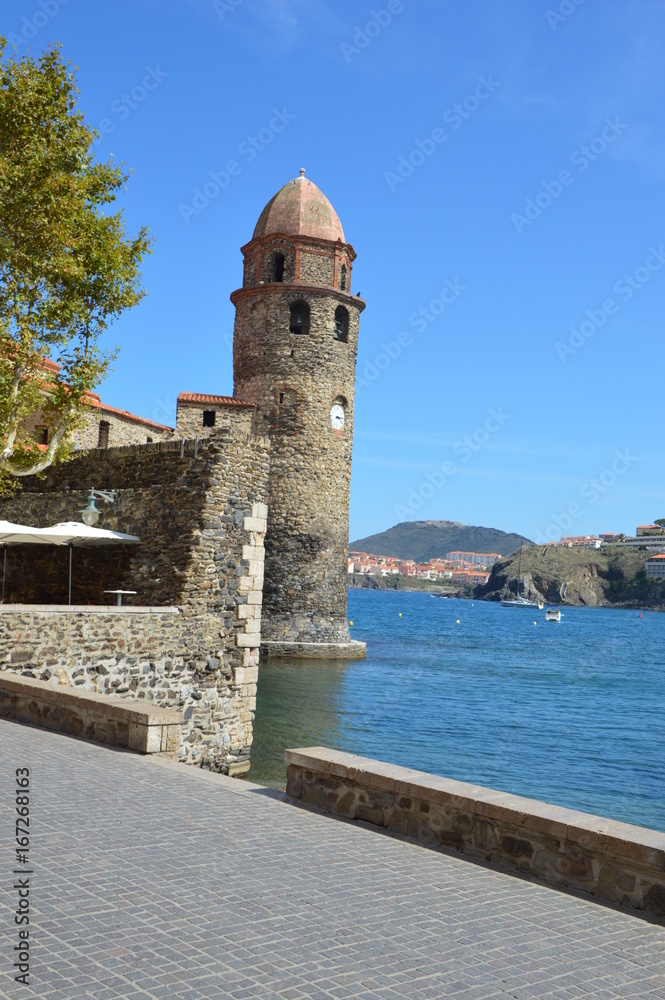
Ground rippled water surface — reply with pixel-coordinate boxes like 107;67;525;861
250;591;665;832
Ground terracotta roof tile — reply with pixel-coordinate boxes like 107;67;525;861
84;396;174;432
177;393;256;408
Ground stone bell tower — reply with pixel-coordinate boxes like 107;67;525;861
231;170;366;659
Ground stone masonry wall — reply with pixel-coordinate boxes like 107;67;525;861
175;402;255;440
232;233;365;646
0;433;270;773
299;250;334;286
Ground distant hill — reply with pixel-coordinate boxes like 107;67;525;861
349;520;532;562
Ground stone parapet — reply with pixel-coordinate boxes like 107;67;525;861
0;605;180;615
261;640;366;660
0;670;182;754
284;747;665;921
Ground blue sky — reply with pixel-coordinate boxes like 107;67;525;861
5;0;664;542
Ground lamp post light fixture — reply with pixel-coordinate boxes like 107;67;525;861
80;487;118;526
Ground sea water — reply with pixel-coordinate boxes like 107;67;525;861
250;590;665;832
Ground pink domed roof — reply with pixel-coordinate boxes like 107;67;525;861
253;170;345;242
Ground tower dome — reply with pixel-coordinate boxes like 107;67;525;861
252;169;345;243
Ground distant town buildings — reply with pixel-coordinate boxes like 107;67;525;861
544;524;665;554
645;554;665;580
348;551;493;586
446;551;501;567
558;535;603;549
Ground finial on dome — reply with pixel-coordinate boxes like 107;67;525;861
299;167;306;176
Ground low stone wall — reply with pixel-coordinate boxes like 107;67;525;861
0;671;182;754
285;748;665;921
0;605;258;774
261;639;366;660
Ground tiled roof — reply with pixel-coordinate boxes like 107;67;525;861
177;393;256;408
647;553;665;560
84;396;174;432
39;357;61;374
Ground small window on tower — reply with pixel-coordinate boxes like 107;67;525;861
97;421;110;449
289;301;310;335
274;253;285;282
334;306;349;342
340;264;347;291
202;410;216;428
279;392;284;404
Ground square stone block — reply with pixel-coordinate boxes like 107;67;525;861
236;633;260;648
243;517;267;533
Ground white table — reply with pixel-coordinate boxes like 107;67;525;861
103;590;137;607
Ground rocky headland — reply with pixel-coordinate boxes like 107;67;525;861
475;545;665;609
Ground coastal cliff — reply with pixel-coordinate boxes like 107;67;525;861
475;545;665;609
348;573;458;594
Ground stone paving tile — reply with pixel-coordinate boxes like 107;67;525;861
1;720;665;999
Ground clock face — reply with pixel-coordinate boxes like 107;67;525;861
330;404;345;430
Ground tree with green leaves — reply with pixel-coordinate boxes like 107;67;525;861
654;519;665;528
0;38;151;482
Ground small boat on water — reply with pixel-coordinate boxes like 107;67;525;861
501;595;544;609
545;608;562;622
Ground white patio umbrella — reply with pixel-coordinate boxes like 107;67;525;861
0;520;72;602
0;520;139;605
39;522;140;605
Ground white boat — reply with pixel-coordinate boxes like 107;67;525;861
501;595;543;609
501;542;543;608
545;608;562;622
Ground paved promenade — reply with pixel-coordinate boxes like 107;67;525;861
1;720;665;999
